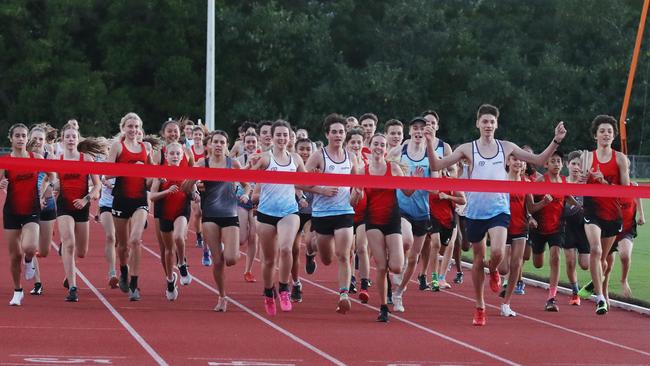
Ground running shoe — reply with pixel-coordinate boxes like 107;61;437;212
358;289;370;304
128;288;141;301
118;274;129;293
500;303;517;317
439;279;452;289
213;297;227;312
417;274;430;290
390;272;403;288
196;237;204;248
166;273;178;301
202;250;212;267
578;282;594;299
473;308;486;326
63;278;69;289
179;264;192;285
279;290;292;312
514;280;525;295
9;290;24;306
569;294;581;306
596;300;608;315
108;276;119;289
336;293;351;314
305;254;317;274
30;282;43;296
291;283;302;303
264;296;277;316
377;305;390;323
430;279;440;292
545;298;559;312
392;290;405;313
489;271;501;293
244;271;256;283
349;276;357;294
65;287;79;302
499;289;506;298
454;271;464;284
24;259;35;281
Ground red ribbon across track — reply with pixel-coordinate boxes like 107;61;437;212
0;156;647;198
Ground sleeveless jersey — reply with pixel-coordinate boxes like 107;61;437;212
619;196;636;233
200;157;238;218
113;141;147;200
533;174;566;235
258;151;299;217
584;150;622;221
312;148;354;217
364;162;399;226
396;144;431;220
508;176;528;235
191;145;205;163
159;178;190;221
4;152;40;216
429;181;455;229
160;146;190;167
465;140;510;219
57;153;89;212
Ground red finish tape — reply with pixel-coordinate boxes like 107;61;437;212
0;156;647;198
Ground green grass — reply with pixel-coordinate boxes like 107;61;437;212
520;199;650;306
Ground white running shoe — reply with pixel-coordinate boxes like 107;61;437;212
179;265;192;286
166;273;178;301
500;303;517;317
24;259;35;281
213;297;228;312
393;288;405;312
9;290;24;306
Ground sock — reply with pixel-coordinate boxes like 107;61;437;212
129;276;138;291
571;282;579;295
380;304;389;311
15;288;23;292
197;232;203;241
339;287;348;294
503;279;509;288
548;286;558;299
278;282;289;292
70;286;77;291
294;279;301;287
120;265;128;278
438;274;446;281
361;278;369;290
350;275;356;284
264;287;274;298
431;272;438;282
596;294;606;303
108;269;116;278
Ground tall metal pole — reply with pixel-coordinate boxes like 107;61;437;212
619;0;649;154
205;0;216;131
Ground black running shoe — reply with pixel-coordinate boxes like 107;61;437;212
349;276;357;294
291;283;302;303
499;289;506;298
377;305;390;322
454;271;464;284
65;287;79;302
63;278;69;289
30;282;43;295
418;274;430;291
305;254;316;274
118;274;129;293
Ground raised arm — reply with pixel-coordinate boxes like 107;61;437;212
509;122;566;166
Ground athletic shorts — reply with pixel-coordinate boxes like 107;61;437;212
3;212;39;230
564;219;590;254
584;214;622;239
430;218;456;246
99;206;112;215
257;212;297;228
530;231;564;254
402;215;431;237
366;216;402;236
57;204;90;223
40;197;56;221
311;214;354;235
613;224;637;251
112;197;149;219
506;232;528;245
202;216;239;228
299;213;312;232
465;213;510;244
160;215;190;232
353;221;365;234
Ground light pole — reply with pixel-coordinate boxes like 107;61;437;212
205;0;215;131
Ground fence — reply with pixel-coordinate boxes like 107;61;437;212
630;155;650;179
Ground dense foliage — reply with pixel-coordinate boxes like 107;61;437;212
1;0;649;152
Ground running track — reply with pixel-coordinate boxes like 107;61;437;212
1;201;649;366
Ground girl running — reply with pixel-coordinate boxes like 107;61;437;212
249;120;307;316
190;126;206;252
107;112;153;301
236;131;260;279
97;143;118;289
55;123;103;302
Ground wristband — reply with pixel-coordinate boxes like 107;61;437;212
553;139;561;145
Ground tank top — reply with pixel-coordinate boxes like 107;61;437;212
364;162;399;226
114;141;147;199
619;196;636;233
200;157;238;218
37;151;56;211
160;146;190;167
191;145;205;163
312;148;354;217
584;150;622;221
429;178;455;229
465;140;510;220
4;152;40;216
258;150;299;217
533;175;566;235
159;178;190;221
57;153;89;212
397;144;431;220
508;176;528;235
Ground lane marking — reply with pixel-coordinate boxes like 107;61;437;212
141;245;346;366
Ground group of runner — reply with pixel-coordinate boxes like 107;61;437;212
1;105;642;325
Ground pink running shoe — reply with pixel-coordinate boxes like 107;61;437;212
279;291;292;312
358;289;370;303
489;271;502;293
264;296;277;316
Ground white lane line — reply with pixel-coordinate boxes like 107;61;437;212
141;245;346;366
52;243;169;366
376;263;650;358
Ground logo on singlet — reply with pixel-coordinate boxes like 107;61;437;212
328;165;335;171
478;161;486;167
269;167;278;171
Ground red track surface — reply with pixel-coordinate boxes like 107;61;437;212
1;200;650;365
